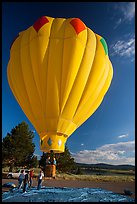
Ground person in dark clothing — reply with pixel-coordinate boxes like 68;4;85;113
46;156;51;165
18;169;25;189
29;169;34;188
23;171;29;193
37;170;44;190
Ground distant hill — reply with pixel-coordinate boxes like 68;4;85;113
76;163;135;171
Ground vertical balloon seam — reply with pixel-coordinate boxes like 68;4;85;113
47;19;61;126
7;64;25;117
77;96;104;129
97;65;113;105
8;73;24;116
44;18;55;128
74;33;109;122
19;33;37;125
28;28;45;124
60;29;88;120
7;56;38;131
66;31;90;120
24;30;44;131
35;34;47;120
72;32;99;121
82;60;110;113
41;24;53;122
46;18;60;134
59;19;66;113
85;58;110;108
60;37;87;118
58;19;66;131
76;64;113;128
32;16;51;122
34;28;47;116
76;93;107;129
59;20;88;116
72;28;97;120
74;60;110;125
45;19;59;133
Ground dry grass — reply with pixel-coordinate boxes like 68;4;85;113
2;167;135;182
56;173;135;182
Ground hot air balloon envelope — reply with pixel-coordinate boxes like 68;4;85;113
7;16;113;153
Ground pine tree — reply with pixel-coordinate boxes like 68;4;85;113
55;146;77;173
39;152;47;175
2;121;37;169
39;152;53;176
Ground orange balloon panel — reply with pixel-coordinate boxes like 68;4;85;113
7;16;113;153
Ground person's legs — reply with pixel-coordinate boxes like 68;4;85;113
18;179;21;188
25;182;28;191
39;179;42;189
37;179;42;190
23;183;26;192
23;182;28;192
19;180;23;189
18;179;23;189
30;177;33;188
37;179;40;190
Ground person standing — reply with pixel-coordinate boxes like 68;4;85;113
18;170;25;189
37;170;44;190
53;157;56;179
53;157;56;166
23;171;29;193
46;156;51;165
29;169;34;188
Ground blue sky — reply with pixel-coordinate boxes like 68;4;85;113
2;2;135;165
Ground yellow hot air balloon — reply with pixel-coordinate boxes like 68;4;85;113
7;16;113;153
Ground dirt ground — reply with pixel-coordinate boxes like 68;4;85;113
2;178;135;199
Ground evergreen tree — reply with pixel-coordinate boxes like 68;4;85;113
75;166;83;175
2;133;14;168
39;152;47;175
55;146;77;173
27;155;39;168
2;121;37;169
39;152;46;167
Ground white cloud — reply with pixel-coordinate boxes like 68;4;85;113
121;2;135;21
110;35;135;60
34;153;41;160
114;2;135;28
81;143;84;146
114;18;122;29
118;134;128;139
34;153;40;156
97;141;135;152
71;140;135;165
